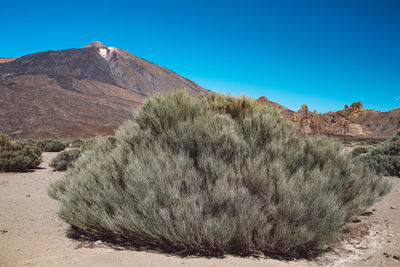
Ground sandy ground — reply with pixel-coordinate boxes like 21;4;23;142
1;152;400;267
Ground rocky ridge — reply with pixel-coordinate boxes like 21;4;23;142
257;96;400;138
292;101;400;138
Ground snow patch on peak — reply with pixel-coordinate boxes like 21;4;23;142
98;48;108;58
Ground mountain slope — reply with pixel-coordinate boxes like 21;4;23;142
0;42;209;138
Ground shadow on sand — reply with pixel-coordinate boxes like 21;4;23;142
66;225;325;261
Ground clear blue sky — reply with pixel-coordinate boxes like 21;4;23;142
1;0;399;112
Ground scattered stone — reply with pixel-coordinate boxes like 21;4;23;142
2;229;7;233
94;240;102;245
372;208;376;212
25;194;30;198
376;231;381;234
352;218;361;223
390;206;397;210
342;227;351;233
361;211;373;216
356;246;368;250
394;255;400;261
338;236;344;241
383;252;390;257
16;248;20;251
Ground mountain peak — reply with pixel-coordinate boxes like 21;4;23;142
84;41;108;48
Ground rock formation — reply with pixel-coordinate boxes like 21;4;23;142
293;101;400;138
258;96;400;138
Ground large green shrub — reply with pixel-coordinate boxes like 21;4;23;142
358;131;400;177
0;135;42;171
49;91;390;257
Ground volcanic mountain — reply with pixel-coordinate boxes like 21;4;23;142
0;41;210;138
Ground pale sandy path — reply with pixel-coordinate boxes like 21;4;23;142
0;152;399;267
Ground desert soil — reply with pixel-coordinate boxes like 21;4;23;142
1;152;400;267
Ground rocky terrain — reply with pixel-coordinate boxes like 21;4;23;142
291;102;400;138
256;97;398;138
0;42;209;138
257;97;400;138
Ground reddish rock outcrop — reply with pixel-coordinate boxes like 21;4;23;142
293;102;400;138
258;97;400;138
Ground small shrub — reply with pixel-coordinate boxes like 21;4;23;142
49;91;390;257
351;146;370;157
342;139;351;145
49;137;115;171
71;139;85;148
49;149;81;171
36;139;67;152
358;131;400;177
0;135;42;171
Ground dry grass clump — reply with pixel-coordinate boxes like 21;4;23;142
0;135;42;171
358;131;400;177
49;91;390;257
